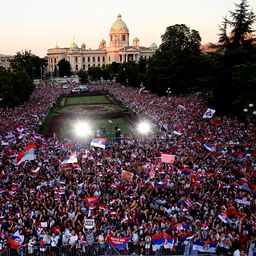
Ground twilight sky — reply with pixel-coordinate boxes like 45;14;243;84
1;0;256;57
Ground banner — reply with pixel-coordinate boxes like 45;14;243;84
109;236;130;250
121;170;134;181
161;154;176;164
85;219;95;229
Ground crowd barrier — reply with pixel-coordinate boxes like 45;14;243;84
0;242;216;256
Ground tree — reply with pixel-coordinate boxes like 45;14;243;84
228;0;256;49
77;70;88;84
58;59;71;77
88;66;103;81
0;67;34;106
145;24;204;95
211;0;256;114
10;50;47;79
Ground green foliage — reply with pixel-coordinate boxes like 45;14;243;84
212;0;256;115
58;59;71;77
10;50;47;79
88;66;103;81
77;70;88;84
0;67;34;106
145;24;206;95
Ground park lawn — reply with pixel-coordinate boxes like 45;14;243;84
54;104;127;115
59;117;136;140
65;95;111;105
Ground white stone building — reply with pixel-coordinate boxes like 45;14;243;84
47;14;157;75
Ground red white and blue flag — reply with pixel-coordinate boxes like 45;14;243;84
163;234;174;249
61;151;78;164
90;138;107;149
152;234;164;251
16;143;36;165
193;240;217;253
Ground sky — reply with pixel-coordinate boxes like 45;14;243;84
1;0;256;57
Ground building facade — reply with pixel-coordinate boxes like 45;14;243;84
47;14;157;75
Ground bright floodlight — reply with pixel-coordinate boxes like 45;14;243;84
137;121;151;135
74;122;91;137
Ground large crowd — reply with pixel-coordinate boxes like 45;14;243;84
0;81;255;256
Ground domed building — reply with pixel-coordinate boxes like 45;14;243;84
47;14;157;75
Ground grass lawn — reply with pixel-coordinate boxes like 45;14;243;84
65;95;111;105
54;104;127;116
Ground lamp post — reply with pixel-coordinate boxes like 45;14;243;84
166;87;171;98
243;103;256;123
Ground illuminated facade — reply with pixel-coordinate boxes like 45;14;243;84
47;14;157;74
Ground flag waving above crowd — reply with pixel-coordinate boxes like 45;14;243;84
203;108;216;118
16;142;36;165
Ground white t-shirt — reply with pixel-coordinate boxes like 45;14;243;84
69;234;78;245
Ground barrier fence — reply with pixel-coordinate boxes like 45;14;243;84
0;242;216;256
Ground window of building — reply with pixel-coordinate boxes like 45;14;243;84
75;65;78;71
98;56;100;62
88;57;90;62
109;57;110;62
103;57;105;62
98;64;100;67
93;64;95;67
75;57;78;63
88;64;90;68
54;58;57;63
83;64;85;70
51;59;53;63
111;36;113;41
93;57;95;62
83;57;85;62
122;35;126;41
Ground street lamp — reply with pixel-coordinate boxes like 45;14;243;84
166;87;171;98
243;103;256;123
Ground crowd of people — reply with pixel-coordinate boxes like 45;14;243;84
0;80;255;256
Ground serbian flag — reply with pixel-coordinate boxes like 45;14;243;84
109;236;130;250
161;154;176;164
233;178;256;193
152;234;164;251
90;138;107;149
218;212;229;223
152;181;164;188
61;151;78;164
204;143;215;152
85;197;98;204
16;142;36;165
8;235;22;249
193;240;217;253
163;234;174;249
203;108;216;118
234;196;251;205
173;128;182;136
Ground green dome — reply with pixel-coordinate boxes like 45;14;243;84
150;42;158;50
70;41;79;51
110;14;128;32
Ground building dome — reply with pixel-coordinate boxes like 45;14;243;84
110;14;129;32
69;41;79;51
150;42;158;50
81;43;86;50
